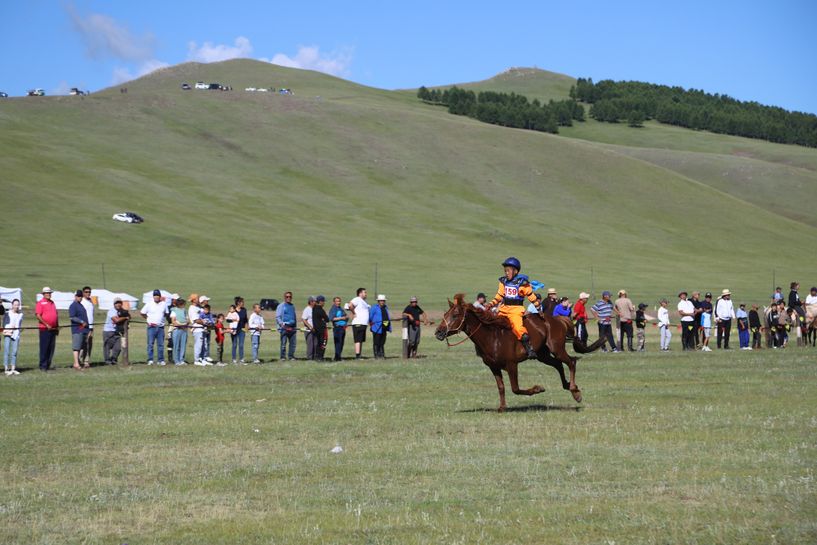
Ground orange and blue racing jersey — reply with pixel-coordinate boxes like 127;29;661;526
488;274;539;307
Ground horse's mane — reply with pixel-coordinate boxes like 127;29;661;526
453;293;512;329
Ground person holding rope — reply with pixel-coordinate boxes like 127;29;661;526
572;292;590;345
69;290;90;370
483;257;541;359
402;296;429;358
348;288;371;360
102;298;130;365
79;286;95;366
312;295;330;361
3;298;23;375
36;287;59;371
328;297;348;361
276;292;297;361
140;290;168;366
170;297;189;365
248;303;265;363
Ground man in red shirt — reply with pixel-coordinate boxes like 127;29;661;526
572;292;590;345
35;286;60;371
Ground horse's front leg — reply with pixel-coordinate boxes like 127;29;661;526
492;369;507;412
506;362;545;396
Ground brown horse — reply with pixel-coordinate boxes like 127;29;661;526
435;294;606;411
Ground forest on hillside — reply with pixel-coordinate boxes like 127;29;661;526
571;78;817;147
417;86;584;134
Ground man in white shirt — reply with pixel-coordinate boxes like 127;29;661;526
657;299;672;351
140;289;167;365
348;288;371;360
302;296;316;360
188;294;207;365
677;291;696;351
715;288;736;349
79;286;95;365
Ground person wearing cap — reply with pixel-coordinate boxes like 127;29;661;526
614;289;636;352
248;303;265;363
402;296;428;358
484;257;541;359
591;291;618;352
328;297;348;361
714;289;736;349
748;304;763;350
677;291;696;351
69;290;90;370
635;303;648;352
348;288;371;360
198;298;214;363
572;292;590;345
369;294;392;358
473;293;487;311
140;289;167;366
657;299;672;351
736;303;751;350
699;292;714;351
187;294;206;365
79;286;95;366
312;296;330;361
276;291;298;360
102;298;130;364
35;287;59;371
302;296;317;360
3;299;23;375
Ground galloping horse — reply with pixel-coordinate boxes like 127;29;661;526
435;293;606;411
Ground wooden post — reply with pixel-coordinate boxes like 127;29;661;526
122;321;130;366
402;320;409;359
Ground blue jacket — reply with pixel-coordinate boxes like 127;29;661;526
276;302;296;330
370;304;392;334
69;300;89;335
553;304;571;318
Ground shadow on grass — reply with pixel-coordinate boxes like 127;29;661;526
458;404;583;413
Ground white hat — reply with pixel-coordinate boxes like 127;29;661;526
618;289;627;296
721;289;731;296
170;293;180;300
199;295;210;302
547;288;557;295
42;286;53;293
579;292;590;299
377;294;387;301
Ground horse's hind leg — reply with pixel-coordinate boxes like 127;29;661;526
506;362;545;397
492;369;507;412
539;353;570;391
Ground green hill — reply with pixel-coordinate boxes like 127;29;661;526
432;67;576;104
2;59;815;309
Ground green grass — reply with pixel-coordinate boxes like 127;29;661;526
1;327;815;544
429;66;577;104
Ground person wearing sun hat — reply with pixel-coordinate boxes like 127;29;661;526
35;287;59;371
369;294;392;359
677;291;696;350
572;292;590;345
614;289;636;352
715;288;736;349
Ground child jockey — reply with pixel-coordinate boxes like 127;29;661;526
483;257;542;358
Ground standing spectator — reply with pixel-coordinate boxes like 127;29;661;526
473;292;487;310
214;314;226;365
170;298;189;365
349;288;371;360
370;294;392;358
690;291;703;349
225;304;239;363
773;287;784;302
543;288;559;314
572;292;590;345
102;298;130;365
402;296;428;358
658;298;672;351
553;297;572;318
715;289;735;349
635;303;648;352
233;297;248;364
677;291;696;350
614;289;636;352
188;294;205;365
312;295;330;361
302;296;316;360
328;297;348;361
276;292;297;361
591;291;618;352
806;286;817;307
248;303;265;363
35;287;59;371
737;303;751;350
699;292;714;352
199;296;213;363
165;294;178;364
526;293;543;315
748;304;763;349
140;289;167;366
69;290;90;371
79;286;95;366
3;299;23;375
788;282;806;336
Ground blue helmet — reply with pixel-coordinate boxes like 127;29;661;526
502;257;521;271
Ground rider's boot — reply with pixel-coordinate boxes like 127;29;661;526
521;334;537;359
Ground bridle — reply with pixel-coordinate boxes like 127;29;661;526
441;305;482;347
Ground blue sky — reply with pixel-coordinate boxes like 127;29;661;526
3;1;816;113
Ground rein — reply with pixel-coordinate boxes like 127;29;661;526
444;308;483;347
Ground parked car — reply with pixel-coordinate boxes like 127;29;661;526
181;83;192;90
194;82;208;90
244;87;256;92
27;89;45;96
69;87;86;96
0;92;8;98
256;88;269;93
112;212;145;224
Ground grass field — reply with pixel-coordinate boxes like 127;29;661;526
1;326;815;544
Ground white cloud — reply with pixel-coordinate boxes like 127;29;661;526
51;81;73;96
187;36;253;63
264;45;353;77
67;4;155;62
111;59;170;85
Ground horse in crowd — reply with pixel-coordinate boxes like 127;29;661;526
435;293;605;411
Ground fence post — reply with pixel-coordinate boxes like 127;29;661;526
402;320;409;359
122;321;130;366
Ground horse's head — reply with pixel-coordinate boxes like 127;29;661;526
435;293;469;341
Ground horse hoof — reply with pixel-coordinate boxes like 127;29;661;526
534;385;545;394
498;406;506;413
570;389;582;403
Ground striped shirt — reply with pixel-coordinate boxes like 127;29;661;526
591;300;614;324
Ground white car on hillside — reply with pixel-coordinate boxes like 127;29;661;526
194;82;208;90
112;212;144;224
244;87;256;92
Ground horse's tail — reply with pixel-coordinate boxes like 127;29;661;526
573;336;606;354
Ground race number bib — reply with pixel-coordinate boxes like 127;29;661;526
505;286;519;298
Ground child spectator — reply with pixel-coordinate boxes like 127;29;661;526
748;304;762;349
3;299;23;375
198;303;215;365
214;313;226;365
248;304;265;363
635;303;647;352
657;299;672;351
226;305;240;364
736;303;751;350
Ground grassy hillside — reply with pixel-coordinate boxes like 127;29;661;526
431;67;576;104
1;59;815;311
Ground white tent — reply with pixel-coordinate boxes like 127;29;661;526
0;286;23;310
142;289;174;305
91;289;139;310
35;291;75;310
